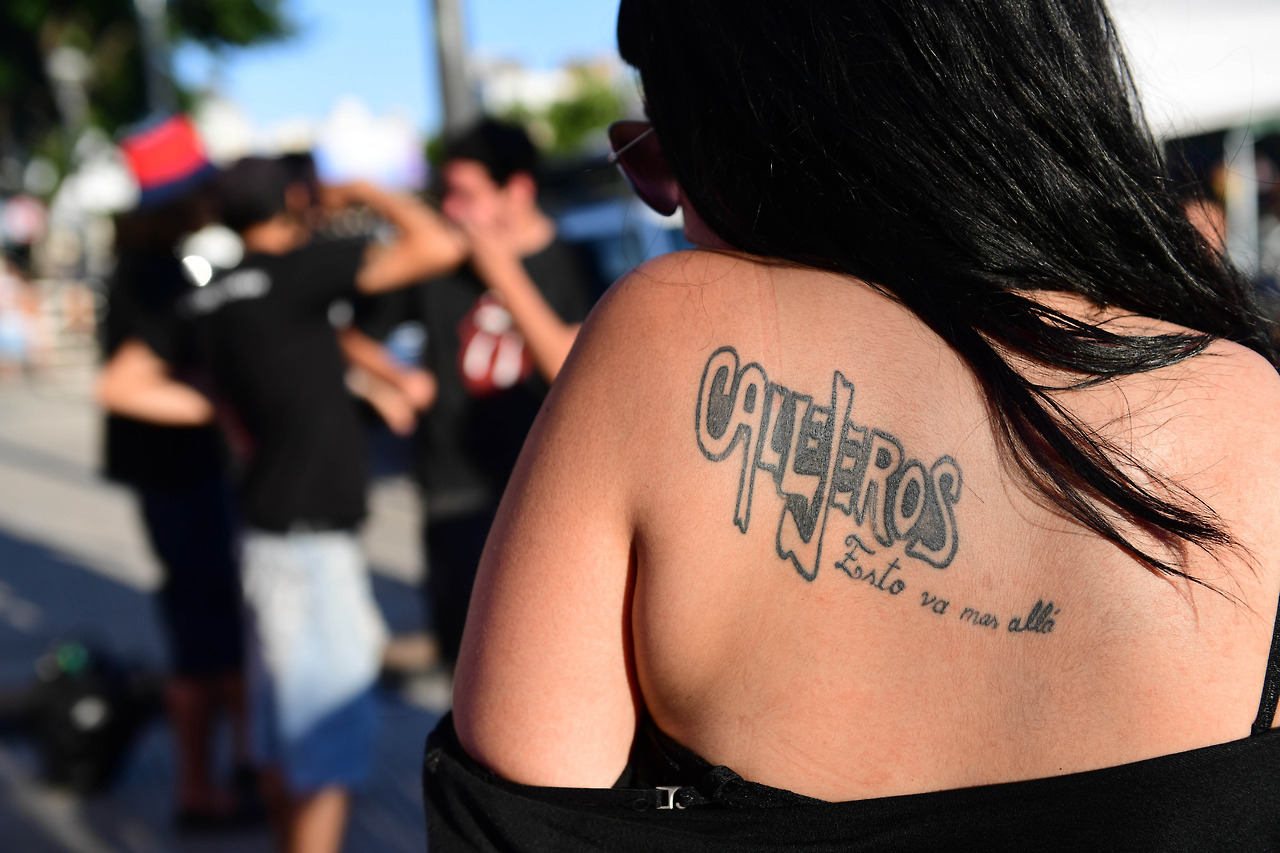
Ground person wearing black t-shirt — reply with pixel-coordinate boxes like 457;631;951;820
110;157;466;853
97;186;257;829
359;120;594;670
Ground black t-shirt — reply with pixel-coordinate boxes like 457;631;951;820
358;238;593;519
101;248;223;489
184;238;369;532
423;711;1280;852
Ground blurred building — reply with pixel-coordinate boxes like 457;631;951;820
1111;0;1280;287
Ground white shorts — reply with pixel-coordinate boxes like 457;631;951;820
242;529;388;792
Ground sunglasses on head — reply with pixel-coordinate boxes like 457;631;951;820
607;120;679;217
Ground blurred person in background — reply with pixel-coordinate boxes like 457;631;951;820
1256;152;1280;316
278;150;440;434
180;156;464;853
0;253;49;379
424;0;1280;848
359;118;594;671
94;115;253;831
1183;196;1226;254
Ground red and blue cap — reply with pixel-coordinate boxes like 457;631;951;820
119;114;218;209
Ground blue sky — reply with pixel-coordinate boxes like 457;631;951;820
175;0;622;133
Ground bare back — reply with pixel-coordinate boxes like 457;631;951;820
454;249;1280;800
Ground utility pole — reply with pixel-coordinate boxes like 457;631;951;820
432;0;480;136
132;0;178;115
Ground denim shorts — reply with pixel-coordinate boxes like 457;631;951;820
242;529;387;793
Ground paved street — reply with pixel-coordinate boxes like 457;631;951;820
0;363;443;852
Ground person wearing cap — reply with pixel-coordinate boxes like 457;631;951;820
95;114;253;830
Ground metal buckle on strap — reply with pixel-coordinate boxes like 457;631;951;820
656;786;684;809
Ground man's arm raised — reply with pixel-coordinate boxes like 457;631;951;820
322;182;468;294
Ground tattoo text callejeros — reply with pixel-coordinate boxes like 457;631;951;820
695;346;1059;636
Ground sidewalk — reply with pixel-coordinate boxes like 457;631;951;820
0;365;443;852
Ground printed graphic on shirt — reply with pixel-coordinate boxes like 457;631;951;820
183;268;271;316
456;292;534;397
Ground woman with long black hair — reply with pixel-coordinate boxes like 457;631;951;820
425;1;1280;847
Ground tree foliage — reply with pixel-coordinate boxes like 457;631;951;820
544;69;622;155
497;67;624;157
0;0;291;170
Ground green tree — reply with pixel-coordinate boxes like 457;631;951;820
542;68;622;155
0;0;292;178
483;66;622;159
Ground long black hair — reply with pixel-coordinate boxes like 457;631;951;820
618;0;1278;583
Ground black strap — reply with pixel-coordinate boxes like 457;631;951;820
1251;590;1280;737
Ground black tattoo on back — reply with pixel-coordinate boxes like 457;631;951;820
695;346;962;580
694;346;1062;637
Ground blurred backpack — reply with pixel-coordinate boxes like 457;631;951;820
0;640;161;793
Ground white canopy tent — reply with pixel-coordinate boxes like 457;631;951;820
1109;0;1280;272
1111;0;1280;139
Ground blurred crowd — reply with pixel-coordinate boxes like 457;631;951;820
92;112;595;853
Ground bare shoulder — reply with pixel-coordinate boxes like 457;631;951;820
620;247;763;288
1195;337;1280;407
562;250;771;383
1178;337;1280;490
590;249;765;324
1157;337;1280;452
1123;337;1280;578
1040;294;1280;455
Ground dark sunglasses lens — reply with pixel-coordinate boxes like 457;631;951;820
609;123;679;216
607;121;647;154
